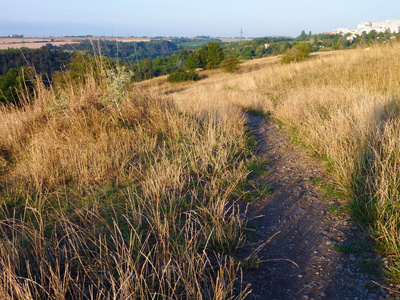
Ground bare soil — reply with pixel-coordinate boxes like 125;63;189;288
241;115;394;300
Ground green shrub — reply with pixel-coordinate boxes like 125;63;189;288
221;55;241;73
185;52;200;71
167;69;199;83
281;43;310;64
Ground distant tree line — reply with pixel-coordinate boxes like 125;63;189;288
300;29;400;51
133;42;226;82
0;46;71;76
0;41;228;103
4;29;398;105
169;37;223;49
223;36;295;60
61;40;178;62
0;36;299;103
0;46;72;104
60;38;224;62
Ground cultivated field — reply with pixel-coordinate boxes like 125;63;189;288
0;36;249;50
0;37;152;49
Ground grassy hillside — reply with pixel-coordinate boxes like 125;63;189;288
2;40;400;298
164;43;400;285
0;59;254;299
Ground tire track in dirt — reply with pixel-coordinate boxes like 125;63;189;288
241;115;390;300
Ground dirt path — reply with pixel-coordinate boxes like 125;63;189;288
241;115;391;300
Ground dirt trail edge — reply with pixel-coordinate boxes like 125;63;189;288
241;115;391;300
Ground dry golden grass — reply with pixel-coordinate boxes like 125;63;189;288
165;42;400;283
0;61;253;298
3;40;400;297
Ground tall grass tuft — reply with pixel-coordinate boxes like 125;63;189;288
0;59;251;298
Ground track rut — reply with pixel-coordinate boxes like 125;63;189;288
241;115;390;300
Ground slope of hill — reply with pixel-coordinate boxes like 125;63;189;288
162;44;400;297
1;41;400;298
0;62;252;299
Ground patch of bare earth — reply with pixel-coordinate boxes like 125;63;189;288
241;115;392;300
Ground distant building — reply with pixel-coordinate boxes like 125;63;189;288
331;19;400;36
357;21;373;34
346;35;357;43
371;19;400;34
9;34;23;38
331;28;351;35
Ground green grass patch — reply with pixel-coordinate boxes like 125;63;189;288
333;236;372;256
326;203;350;216
307;176;324;184
233;156;274;202
246;157;271;176
334;243;361;255
234;180;274;202
321;182;348;200
321;155;336;170
358;259;382;276
243;221;258;243
245;130;258;152
241;253;262;270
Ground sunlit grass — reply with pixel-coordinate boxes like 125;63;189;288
0;61;253;299
167;42;400;284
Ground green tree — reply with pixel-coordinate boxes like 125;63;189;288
221;55;241;73
254;46;267;58
205;42;224;69
332;35;340;46
337;36;347;48
295;43;310;59
367;30;377;42
279;42;292;54
175;49;190;61
197;42;224;69
360;32;368;46
53;52;104;87
297;30;308;41
176;59;184;69
197;45;208;68
0;68;19;104
167;69;199;83
313;35;319;46
0;67;34;104
384;29;392;41
152;57;167;76
241;46;255;60
140;58;153;80
185;52;200;71
281;43;310;64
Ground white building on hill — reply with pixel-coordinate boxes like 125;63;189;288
332;19;400;35
331;28;351;35
370;19;400;34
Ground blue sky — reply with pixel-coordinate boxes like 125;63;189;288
1;0;400;38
